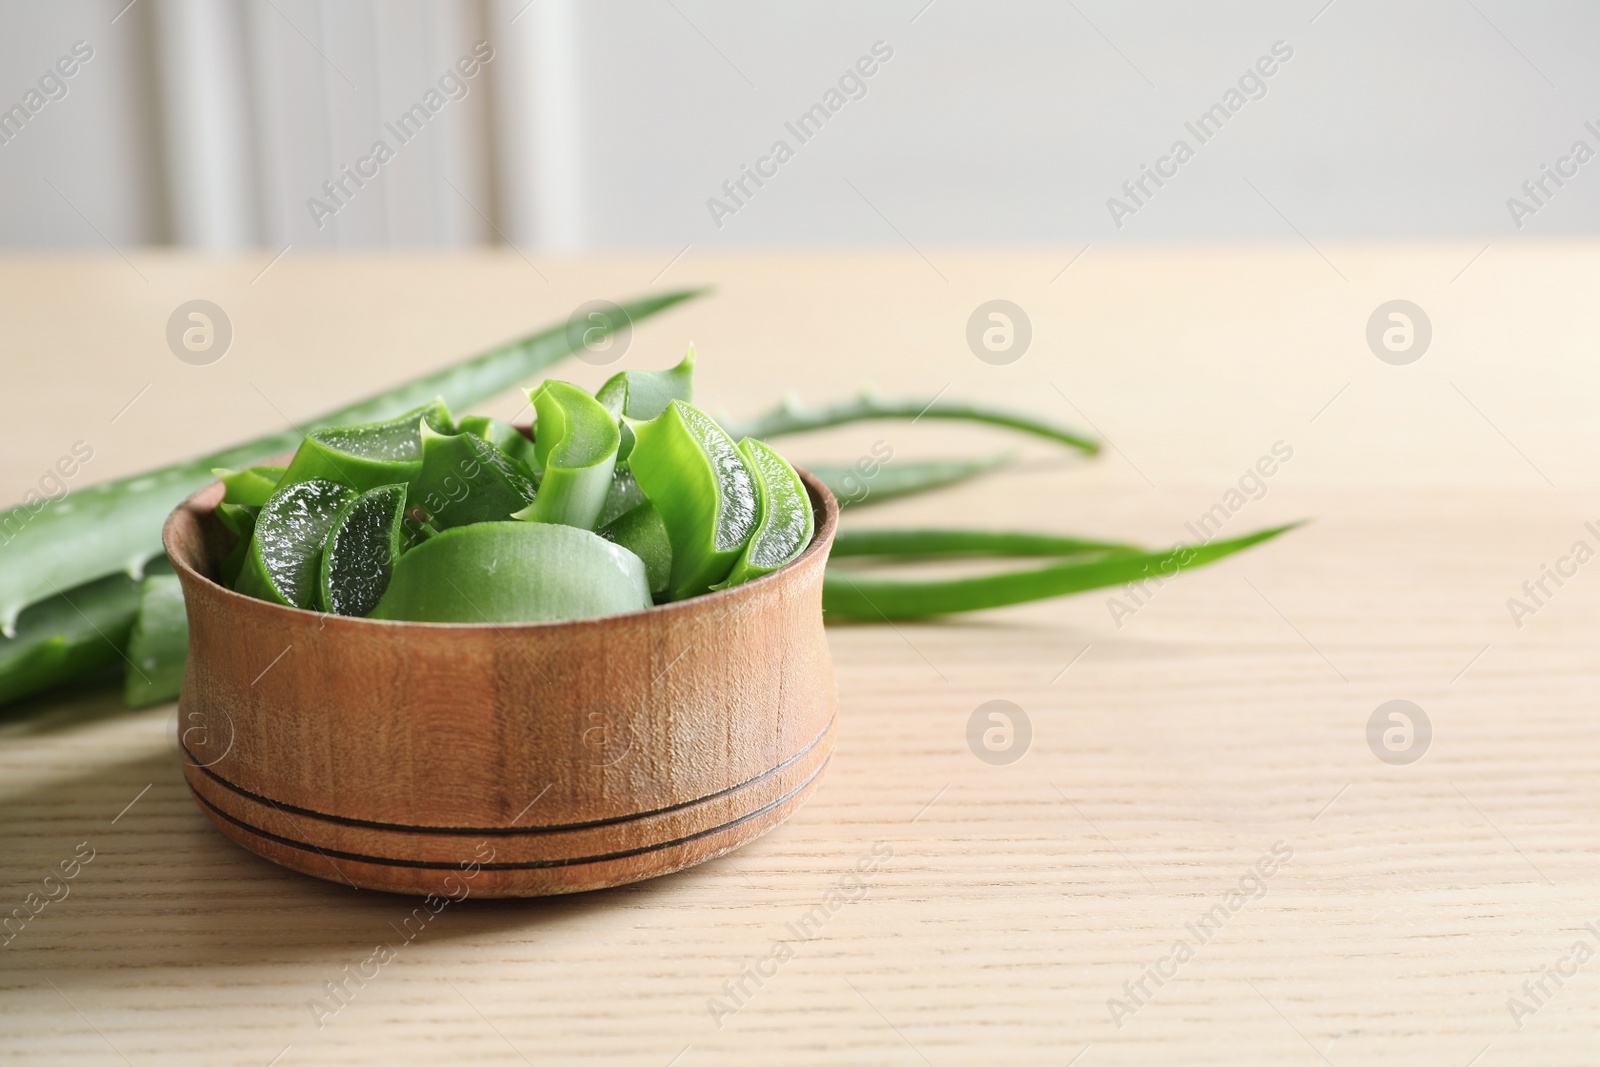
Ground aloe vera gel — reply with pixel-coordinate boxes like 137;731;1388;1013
224;349;814;623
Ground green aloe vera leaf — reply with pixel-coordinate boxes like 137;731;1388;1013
215;504;259;587
628;400;760;600
218;545;248;590
600;465;648;527
457;415;540;472
411;427;538;530
235;479;357;609
318;484;407;617
514;381;620;530
720;391;1099;454
279;399;454;492
0;286;703;638
214;465;286;507
0;572;141;707
215;503;258;539
830;528;1140;559
599;502;672;599
371;521;651;624
810;453;1016;508
717;438;814;589
123;572;188;708
821;524;1298;621
596;345;696;420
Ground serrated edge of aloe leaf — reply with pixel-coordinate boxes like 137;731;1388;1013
810;452;1018;509
821;523;1300;620
829;527;1140;559
719;392;1098;454
0;287;703;636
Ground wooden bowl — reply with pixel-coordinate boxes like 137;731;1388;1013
162;468;839;898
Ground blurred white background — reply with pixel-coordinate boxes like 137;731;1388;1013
1;0;1596;250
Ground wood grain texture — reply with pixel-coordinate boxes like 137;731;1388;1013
164;470;839;897
3;248;1600;1064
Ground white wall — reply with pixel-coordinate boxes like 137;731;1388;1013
0;0;1595;249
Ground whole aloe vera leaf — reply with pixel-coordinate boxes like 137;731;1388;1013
0;287;703;637
123;573;188;708
830;528;1139;559
0;572;142;706
720;392;1099;454
822;524;1297;621
809;453;1016;508
96;524;1273;700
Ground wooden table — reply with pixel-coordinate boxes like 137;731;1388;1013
3;247;1598;1064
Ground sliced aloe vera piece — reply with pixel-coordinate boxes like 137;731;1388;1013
214;465;286;507
215;504;259;587
514;381;619;530
410;426;538;530
457;415;540;472
599;502;672;599
123;572;188;707
318;484;407;617
279;399;455;492
371;522;650;623
596;345;696;421
215;503;258;538
600;465;648;527
717;438;813;588
628;400;760;600
235;479;356;608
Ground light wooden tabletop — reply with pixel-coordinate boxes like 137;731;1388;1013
3;246;1598;1065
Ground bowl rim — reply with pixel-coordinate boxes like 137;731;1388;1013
163;461;840;635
